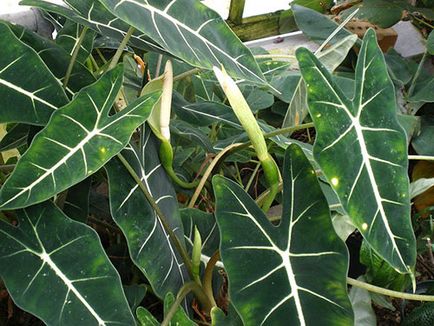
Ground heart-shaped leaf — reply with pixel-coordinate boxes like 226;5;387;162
0;23;68;125
0;66;161;209
106;127;188;300
0;201;135;325
296;29;416;273
213;144;353;325
99;0;266;85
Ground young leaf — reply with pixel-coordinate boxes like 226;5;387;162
99;0;266;85
213;144;353;325
0;66;161;209
296;29;416;274
0;201;135;325
0;23;68;125
105;127;188;301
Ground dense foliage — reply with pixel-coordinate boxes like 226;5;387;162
1;0;434;325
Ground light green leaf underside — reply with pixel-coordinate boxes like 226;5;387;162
0;66;161;209
0;23;68;125
0;201;134;325
297;29;416;273
213;145;353;326
21;0;166;53
106;127;188;301
99;0;266;84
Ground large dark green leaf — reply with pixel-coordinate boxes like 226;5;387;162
296;29;416;274
105;127;188;301
21;0;166;53
0;23;68;125
6;22;96;95
0;201;134;325
213;145;353;325
99;0;266;85
0;66;161;209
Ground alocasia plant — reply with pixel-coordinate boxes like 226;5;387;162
0;1;433;325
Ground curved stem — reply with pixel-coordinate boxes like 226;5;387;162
347;277;434;301
63;26;89;89
116;153;193;278
161;281;213;326
188;143;244;208
108;26;135;70
188;122;314;208
161;282;193;326
202;251;219;308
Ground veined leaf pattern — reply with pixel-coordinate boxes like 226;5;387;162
0;201;135;325
0;23;68;125
21;0;167;53
106;127;188;301
296;29;416;273
99;0;266;84
0;66;161;209
214;145;353;326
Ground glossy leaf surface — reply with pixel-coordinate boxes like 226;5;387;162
0;23;68;125
99;0;266;84
56;20;96;63
7;22;95;95
0;201;134;325
214;145;353;325
21;0;166;53
0;66;160;209
106;127;188;300
297;29;416;273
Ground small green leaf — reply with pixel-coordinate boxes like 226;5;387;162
211;305;243;326
0;23;68;125
0;66;161;209
213;144;353;325
297;29;416;274
137;306;159;326
0;201;135;325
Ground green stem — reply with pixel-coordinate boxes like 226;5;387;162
89;54;100;71
96;48;107;64
347;277;434;301
254;54;296;60
108;26;135;70
263;122;314;139
116;153;194;278
245;161;261;192
408;51;428;98
161;282;213;326
173;68;201;82
160;140;199;189
188;122;314;208
409;155;434;161
63;26;89;89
